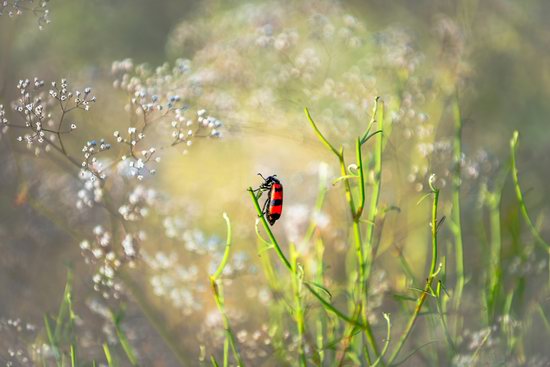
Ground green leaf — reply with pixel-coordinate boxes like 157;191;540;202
305;281;333;300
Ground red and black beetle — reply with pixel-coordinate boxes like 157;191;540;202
253;173;283;225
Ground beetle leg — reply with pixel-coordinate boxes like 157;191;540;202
259;196;270;217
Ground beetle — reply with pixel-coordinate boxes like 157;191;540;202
252;173;283;225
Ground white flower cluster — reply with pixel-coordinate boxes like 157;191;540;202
118;185;157;221
0;0;50;29
76;170;103;209
80;226;143;299
80;139;111;181
114;127;160;180
5;78;96;156
112;58;223;154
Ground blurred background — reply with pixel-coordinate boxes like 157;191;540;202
1;0;550;365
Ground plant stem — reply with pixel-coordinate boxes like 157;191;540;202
248;189;291;270
364;99;384;279
387;186;440;366
450;96;465;336
510;131;549;249
510;131;550;286
210;213;244;366
290;244;307;366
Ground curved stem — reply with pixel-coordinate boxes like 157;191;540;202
305;107;341;158
211;213;233;281
510;131;549;249
248;188;291;270
210;213;244;366
371;313;392;367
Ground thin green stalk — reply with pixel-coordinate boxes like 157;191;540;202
387;180;440;366
291;245;307;367
103;343;116;367
511;131;550;286
70;345;77;367
510;131;549;249
112;311;139;366
364;99;384;278
482;180;504;323
315;237;326;364
223;338;229;367
371;314;392;367
360;97;381;145
304;106;380;361
43;316;61;367
431;281;456;352
248;189;292;270
210;213;244;367
55;270;74;343
356;137;366;219
211;213;233;280
210;356;220;367
305;107;341;157
450;96;465;334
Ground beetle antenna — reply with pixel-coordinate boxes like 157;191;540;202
257;173;267;180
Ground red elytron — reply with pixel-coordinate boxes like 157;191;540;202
253;173;283;225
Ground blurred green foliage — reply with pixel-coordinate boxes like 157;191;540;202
1;0;550;365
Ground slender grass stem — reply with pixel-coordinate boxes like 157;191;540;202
387;183;440;366
510;131;549;249
356;138;366;219
248;189;291;270
364;99;384;279
371;314;392;367
210;213;244;367
305;107;341;158
211;213;233;280
481;171;507;323
450;96;465;336
510;131;550;286
312;189;327;364
290;245;308;366
431;282;456;352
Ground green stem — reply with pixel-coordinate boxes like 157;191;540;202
371;313;392;367
364;99;384;279
510;131;549;249
291;245;307;366
305;107;341;157
248;189;291;270
387;186;440;366
210;213;244;367
484;183;504;322
211;213;233;280
510;131;550;287
450;96;465;334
